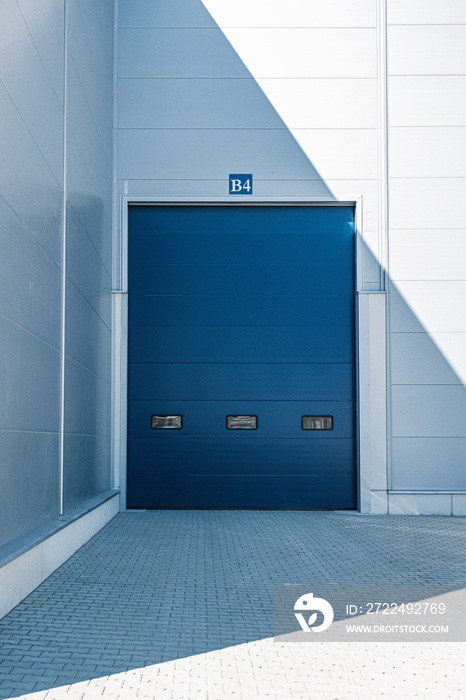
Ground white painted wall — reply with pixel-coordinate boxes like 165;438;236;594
387;0;466;492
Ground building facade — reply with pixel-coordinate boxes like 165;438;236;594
1;0;466;614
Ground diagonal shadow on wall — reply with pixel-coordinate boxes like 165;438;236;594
116;0;338;196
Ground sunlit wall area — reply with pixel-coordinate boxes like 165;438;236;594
200;0;381;287
387;0;466;501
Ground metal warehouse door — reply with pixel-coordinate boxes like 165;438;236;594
127;205;356;509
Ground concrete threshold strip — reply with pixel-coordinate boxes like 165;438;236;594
0;490;120;619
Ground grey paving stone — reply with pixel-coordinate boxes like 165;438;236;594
0;512;465;699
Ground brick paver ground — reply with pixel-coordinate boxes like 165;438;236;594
0;511;465;699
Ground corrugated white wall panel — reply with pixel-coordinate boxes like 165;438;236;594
257;79;378;129
116;0;466;500
118;28;376;79
387;5;466;492
66;0;113;146
390;282;466;333
119;0;377;28
389;179;466;229
119;127;375;181
218;28;377;78
201;0;377;27
390;127;466;178
118;78;377;130
389;26;466;75
392;438;466;491
390;230;466;281
292;130;377;180
118;78;285;129
389;77;466;127
118;28;250;78
389;0;466;25
391;333;466;385
117;129;337;182
118;0;217;28
391;386;466;438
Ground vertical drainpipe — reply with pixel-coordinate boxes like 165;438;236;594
59;0;68;517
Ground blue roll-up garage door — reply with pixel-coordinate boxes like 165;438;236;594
127;205;356;509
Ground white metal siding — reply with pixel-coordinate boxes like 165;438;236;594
388;0;466;491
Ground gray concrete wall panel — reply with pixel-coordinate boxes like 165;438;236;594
0;0;113;550
63;0;113;511
0;432;59;549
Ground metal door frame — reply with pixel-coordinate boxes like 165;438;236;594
112;196;387;513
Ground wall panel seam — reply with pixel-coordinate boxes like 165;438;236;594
65;354;111;385
65;354;112;385
0;194;63;270
0;310;61;353
15;0;64;107
66;276;112;331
